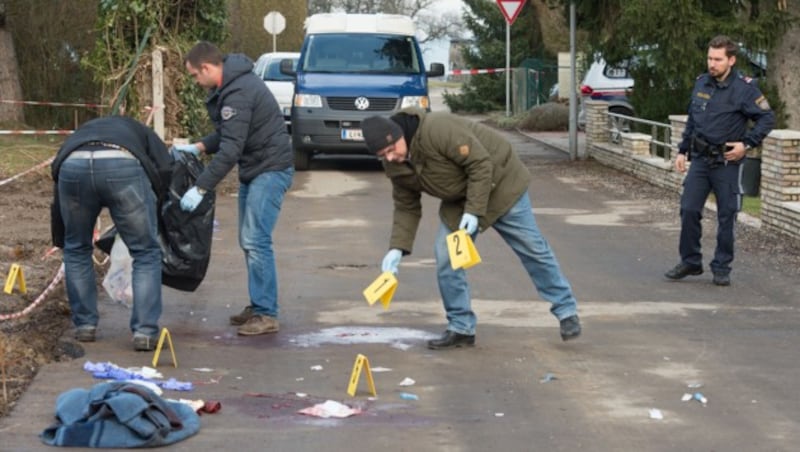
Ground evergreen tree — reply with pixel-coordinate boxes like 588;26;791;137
445;0;552;113
567;0;793;124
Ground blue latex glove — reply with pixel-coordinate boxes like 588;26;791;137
170;143;200;159
180;186;205;212
459;213;479;235
381;248;403;274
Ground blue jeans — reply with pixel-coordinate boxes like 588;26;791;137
238;168;293;317
58;156;162;337
433;193;578;335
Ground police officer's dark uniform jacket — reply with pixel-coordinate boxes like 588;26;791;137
382;108;531;254
195;54;293;191
678;69;774;162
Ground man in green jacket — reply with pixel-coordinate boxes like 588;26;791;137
362;109;581;349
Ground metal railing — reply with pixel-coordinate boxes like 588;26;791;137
606;111;676;161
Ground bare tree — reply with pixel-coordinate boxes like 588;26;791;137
0;0;24;123
308;0;464;43
770;0;800;129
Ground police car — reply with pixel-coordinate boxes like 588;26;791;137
577;57;634;132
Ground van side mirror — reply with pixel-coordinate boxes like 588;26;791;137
280;59;296;77
426;63;445;78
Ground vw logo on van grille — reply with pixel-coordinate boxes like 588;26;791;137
354;96;370;110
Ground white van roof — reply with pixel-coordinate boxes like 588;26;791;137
304;13;416;36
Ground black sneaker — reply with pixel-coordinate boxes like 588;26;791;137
712;272;731;286
427;331;475;350
133;332;157;352
75;326;96;342
664;263;703;280
559;315;582;341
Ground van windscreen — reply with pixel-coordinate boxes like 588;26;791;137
303;34;420;74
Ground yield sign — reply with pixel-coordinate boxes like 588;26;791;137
496;0;526;25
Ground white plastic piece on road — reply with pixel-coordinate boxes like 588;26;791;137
648;408;664;420
298;400;362;418
397;377;415;386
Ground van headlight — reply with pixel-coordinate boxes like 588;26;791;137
400;96;430;110
294;94;322;108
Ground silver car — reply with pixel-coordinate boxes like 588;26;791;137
254;52;300;132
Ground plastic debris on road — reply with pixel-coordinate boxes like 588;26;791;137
84;361;193;391
397;377;415;386
539;373;557;383
399;392;419;401
648;408;663;420
371;367;393;372
310;365;324;371
693;392;708;405
681;393;693;402
298;400;362;418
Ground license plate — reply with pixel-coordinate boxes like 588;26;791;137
341;128;364;141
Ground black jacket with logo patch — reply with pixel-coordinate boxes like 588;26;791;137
196;54;293;190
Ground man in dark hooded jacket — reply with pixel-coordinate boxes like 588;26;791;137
362;109;581;350
177;41;294;336
51;115;172;351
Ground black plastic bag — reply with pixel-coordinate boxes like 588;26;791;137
96;153;215;292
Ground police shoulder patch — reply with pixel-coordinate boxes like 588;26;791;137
458;144;470;156
220;106;237;121
755;95;770;111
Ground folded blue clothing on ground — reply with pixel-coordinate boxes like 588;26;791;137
40;381;200;448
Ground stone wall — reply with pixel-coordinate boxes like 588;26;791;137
584;99;800;239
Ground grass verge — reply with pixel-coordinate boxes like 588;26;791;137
0;136;63;177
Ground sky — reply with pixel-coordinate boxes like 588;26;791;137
419;0;467;71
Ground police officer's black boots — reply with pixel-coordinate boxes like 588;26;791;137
665;263;704;280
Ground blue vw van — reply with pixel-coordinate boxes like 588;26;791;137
281;13;444;170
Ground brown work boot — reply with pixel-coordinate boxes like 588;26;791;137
229;305;255;326
237;315;280;336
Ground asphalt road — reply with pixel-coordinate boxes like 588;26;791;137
1;112;799;451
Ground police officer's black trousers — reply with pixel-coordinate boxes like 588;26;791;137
679;156;743;275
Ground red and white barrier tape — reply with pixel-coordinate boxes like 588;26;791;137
447;68;508;75
0;99;107;109
0;156;54;187
0;263;64;322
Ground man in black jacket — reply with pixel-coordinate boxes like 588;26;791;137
177;41;294;336
51;116;172;351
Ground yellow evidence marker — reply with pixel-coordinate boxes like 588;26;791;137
362;271;398;310
3;263;27;295
347;353;377;397
447;229;482;270
151;327;178;368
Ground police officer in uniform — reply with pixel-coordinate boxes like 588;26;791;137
665;35;774;286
